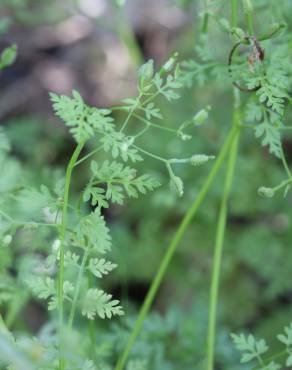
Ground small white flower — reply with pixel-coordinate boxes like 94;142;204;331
3;234;12;246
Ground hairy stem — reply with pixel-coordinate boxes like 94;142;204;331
114;125;239;370
58;141;84;370
206;112;241;370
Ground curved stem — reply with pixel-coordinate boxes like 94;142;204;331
58;141;84;370
206;112;241;370
114;125;239;370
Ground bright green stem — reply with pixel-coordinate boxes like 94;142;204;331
231;0;238;28
58;141;84;370
206;113;241;370
243;0;255;35
114;125;239;370
67;250;89;329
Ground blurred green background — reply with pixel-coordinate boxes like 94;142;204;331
1;0;292;369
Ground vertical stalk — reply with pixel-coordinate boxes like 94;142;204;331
87;272;97;362
206;112;241;370
58;141;84;370
67;250;89;329
231;0;238;28
114;125;239;370
202;0;210;35
280;146;292;180
206;3;241;368
242;0;255;35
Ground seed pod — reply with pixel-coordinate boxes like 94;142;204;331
3;234;12;246
170;175;184;197
258;186;274;198
52;239;61;254
0;44;17;68
192;106;211;126
190;154;215;166
218;18;230;32
231;27;246;41
160;53;179;75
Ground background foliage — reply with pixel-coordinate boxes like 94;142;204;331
0;0;292;369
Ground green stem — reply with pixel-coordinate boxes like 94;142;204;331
58;141;84;370
280;146;292;180
272;178;292;193
132;144;168;163
74;145;103;167
114;125;239;370
0;210;58;228
87;271;97;361
132;113;179;135
231;0;238;28
242;0;255;35
120;94;142;132
206;113;241;370
68;250;89;329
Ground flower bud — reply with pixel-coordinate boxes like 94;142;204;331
177;131;192;141
52;239;61;254
192;106;211;126
218;18;230;32
170;175;184;197
3;234;12;246
161;52;179;74
231;27;246;41
0;44;17;68
120;136;134;152
258;186;274;198
190;154;215;166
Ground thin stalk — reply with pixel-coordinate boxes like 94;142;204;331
114;125;239;370
132;144;168;163
58;141;84;370
68;250;89;329
206;113;241;370
0;210;58;228
120;94;142;132
87;272;97;361
132;113;179;135
280;146;292;180
272;178;292;193
74;145;103;167
231;0;238;28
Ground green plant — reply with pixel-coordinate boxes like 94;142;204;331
1;0;292;369
0;49;217;369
